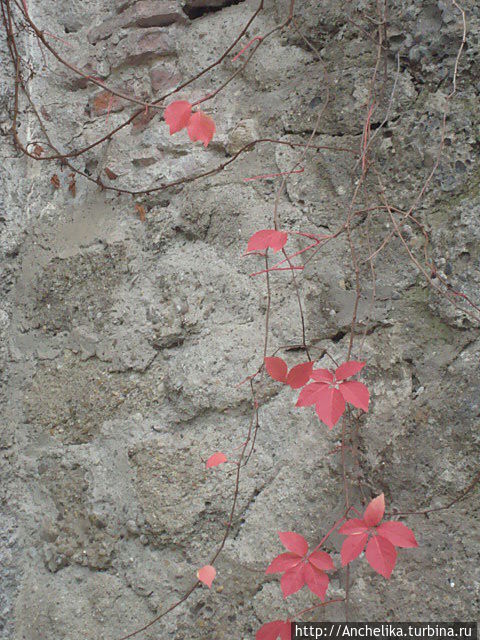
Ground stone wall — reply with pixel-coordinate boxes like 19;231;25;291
0;1;479;638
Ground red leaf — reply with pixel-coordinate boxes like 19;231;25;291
105;167;118;180
304;563;329;601
278;531;308;556
308;550;334;571
310;368;334;384
338;519;369;536
197;564;216;588
335;361;366;382
280;562;306;598
33;144;44;157
164;100;192;134
187;111;215;147
247;229;288;254
266;552;302;574
365;534;397;578
50;174;60;189
68;173;76;197
265;357;288;383
339;381;370;412
315;386;346;429
256;620;291;640
340;532;369;566
135;203;146;222
376;521;418;548
296;382;326;407
206;452;227;469
279;621;292;640
363;493;385;527
286;361;314;389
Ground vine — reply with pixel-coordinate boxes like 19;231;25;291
1;0;479;638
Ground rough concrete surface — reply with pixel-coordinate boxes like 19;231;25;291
0;1;479;639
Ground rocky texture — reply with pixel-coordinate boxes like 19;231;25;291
1;1;480;639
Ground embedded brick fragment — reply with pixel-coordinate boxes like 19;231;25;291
88;1;186;45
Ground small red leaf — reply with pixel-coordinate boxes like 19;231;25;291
376;521;418;548
286;361;314;389
197;564;216;588
278;531;308;556
206;452;227;469
280;562;306;598
256;620;291;640
310;368;334;384
296;382;326;407
339;381;370;412
308;550;334;571
315;386;346;429
365;534;397;578
266;553;302;574
335;361;366;381
164;100;192;134
246;229;288;254
33;144;44;157
187;111;215;147
338;519;369;536
363;493;385;527
341;532;369;566
304;563;329;601
105;167;118;180
265;357;288;383
135;203;146;222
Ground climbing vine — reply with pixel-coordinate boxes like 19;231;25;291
1;0;479;638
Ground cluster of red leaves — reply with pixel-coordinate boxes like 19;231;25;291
266;357;369;429
266;532;334;600
164;100;215;147
339;493;418;578
258;496;418;637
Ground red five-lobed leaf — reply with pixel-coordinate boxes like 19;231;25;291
267;532;334;600
295;360;370;429
247;229;288;254
187;111;216;147
256;620;292;640
164;100;192;134
205;452;227;469
339;494;418;579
